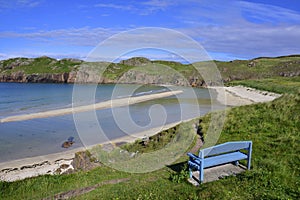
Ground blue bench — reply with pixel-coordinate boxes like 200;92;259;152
187;141;252;183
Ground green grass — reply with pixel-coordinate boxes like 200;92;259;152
121;125;180;154
103;63;135;80
228;76;300;94
199;94;300;199
0;57;81;74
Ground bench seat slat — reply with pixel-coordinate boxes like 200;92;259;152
203;152;247;168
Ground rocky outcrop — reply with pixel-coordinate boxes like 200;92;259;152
0;70;207;86
120;57;151;66
118;69;193;86
0;58;35;70
71;151;100;171
279;71;300;77
0;72;71;83
0;71;26;82
0;57;210;86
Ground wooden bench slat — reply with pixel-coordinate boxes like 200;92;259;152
203;151;247;168
202;141;251;157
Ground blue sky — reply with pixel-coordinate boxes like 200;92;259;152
0;0;300;61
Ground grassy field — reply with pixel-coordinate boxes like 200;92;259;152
228;76;300;94
1;81;299;199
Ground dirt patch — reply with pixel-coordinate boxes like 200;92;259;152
42;178;130;200
189;135;203;154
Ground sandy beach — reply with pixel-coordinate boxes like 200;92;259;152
211;85;281;106
0;86;281;182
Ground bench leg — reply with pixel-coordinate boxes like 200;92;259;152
200;165;204;183
247;142;252;170
234;161;239;166
189;167;193;178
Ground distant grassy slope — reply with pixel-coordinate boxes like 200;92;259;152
0;56;82;74
228;76;300;94
1;55;299;85
215;55;300;81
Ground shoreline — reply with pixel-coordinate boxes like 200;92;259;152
0;120;186;182
0;85;281;182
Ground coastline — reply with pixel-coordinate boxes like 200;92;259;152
0;121;184;182
0;85;281;182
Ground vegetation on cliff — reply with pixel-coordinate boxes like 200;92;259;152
0;55;299;86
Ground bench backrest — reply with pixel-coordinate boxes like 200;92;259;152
199;141;252;158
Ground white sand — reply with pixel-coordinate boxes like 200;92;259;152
211;85;281;106
0;90;183;123
0;149;80;182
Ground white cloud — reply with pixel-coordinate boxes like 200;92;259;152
0;27;120;46
94;1;177;16
175;0;300;58
0;0;42;9
182;24;300;58
238;1;300;23
142;0;176;10
18;0;41;7
0;51;88;60
94;3;133;11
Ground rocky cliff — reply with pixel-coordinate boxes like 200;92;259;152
0;55;299;86
0;72;72;83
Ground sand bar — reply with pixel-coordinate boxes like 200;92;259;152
0;90;183;123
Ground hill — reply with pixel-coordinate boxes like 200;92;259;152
0;55;299;86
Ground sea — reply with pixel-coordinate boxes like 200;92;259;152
0;83;221;163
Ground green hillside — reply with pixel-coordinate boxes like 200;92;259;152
0;56;82;74
0;55;299;85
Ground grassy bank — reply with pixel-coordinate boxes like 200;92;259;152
228;76;300;94
1;87;299;199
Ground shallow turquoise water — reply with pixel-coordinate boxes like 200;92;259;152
0;83;218;162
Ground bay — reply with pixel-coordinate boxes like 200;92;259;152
0;83;218;163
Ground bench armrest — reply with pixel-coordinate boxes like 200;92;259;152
187;152;199;160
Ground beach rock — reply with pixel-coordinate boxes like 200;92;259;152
61;137;75;148
71;151;98;171
62;141;74;148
